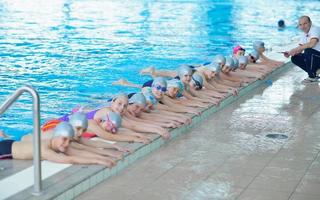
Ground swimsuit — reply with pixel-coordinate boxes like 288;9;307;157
142;80;153;88
0;140;14;159
41;109;99;132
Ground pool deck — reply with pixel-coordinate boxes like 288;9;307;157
1;48;320;200
76;64;320;200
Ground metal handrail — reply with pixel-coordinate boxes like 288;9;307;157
0;85;42;196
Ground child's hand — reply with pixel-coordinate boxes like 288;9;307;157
116;146;133;154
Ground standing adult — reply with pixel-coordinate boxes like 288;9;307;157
285;16;320;83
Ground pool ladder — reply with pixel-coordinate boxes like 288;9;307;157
0;85;42;196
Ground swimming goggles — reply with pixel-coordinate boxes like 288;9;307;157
101;114;117;134
153;84;167;92
250;55;256;63
192;78;202;90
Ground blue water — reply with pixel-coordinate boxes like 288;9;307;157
0;0;319;140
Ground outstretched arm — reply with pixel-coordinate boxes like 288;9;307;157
42;145;115;167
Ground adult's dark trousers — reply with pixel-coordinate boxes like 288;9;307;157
291;48;320;78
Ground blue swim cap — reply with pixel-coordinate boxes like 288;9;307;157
53;122;75;138
129;93;147;107
238;55;248;65
253;41;265;51
191;74;203;89
152;77;167;88
166;79;181;89
213;54;226;66
69;112;88;130
177;65;193;79
278;19;285;28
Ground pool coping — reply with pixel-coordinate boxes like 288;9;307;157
7;62;293;200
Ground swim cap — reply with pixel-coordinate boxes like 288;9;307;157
151;77;167;88
232;57;239;69
213;54;226;66
225;57;235;68
250;50;260;60
166;79;181;89
53;122;75;138
129;93;147;107
191;74;203;90
177;65;193;79
112;93;128;102
278;19;285;28
238;55;248;65
233;45;245;55
204;62;220;72
69;112;88;130
253;41;265;51
142;88;158;105
101;112;122;130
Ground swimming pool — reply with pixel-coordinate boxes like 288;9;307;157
0;0;319;140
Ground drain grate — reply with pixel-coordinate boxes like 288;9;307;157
265;133;288;139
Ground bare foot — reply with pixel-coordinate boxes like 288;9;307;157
0;130;13;139
140;66;155;75
112;79;130;85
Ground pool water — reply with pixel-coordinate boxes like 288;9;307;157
0;0;319;140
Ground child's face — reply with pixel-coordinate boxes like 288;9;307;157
205;70;215;80
248;55;256;63
181;74;192;84
222;65;231;73
239;63;247;70
52;136;71;153
258;46;265;53
128;103;145;117
112;96;128;115
144;102;153;112
152;87;164;99
167;87;179;98
73;126;86;140
234;50;245;58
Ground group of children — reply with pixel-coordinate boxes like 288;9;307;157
0;41;284;167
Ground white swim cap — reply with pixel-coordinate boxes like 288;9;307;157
225;57;235;67
238;55;248;65
204;62;220;72
53;122;75;138
112;93;128;102
253;41;265;51
177;65;193;79
129;93;147;107
69;112;88;130
250;50;260;60
231;57;239;69
213;54;226;66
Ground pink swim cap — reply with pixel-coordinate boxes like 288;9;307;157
233;45;245;55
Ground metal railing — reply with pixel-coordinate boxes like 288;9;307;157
0;85;42;196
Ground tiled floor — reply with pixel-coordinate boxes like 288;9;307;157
77;66;320;200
